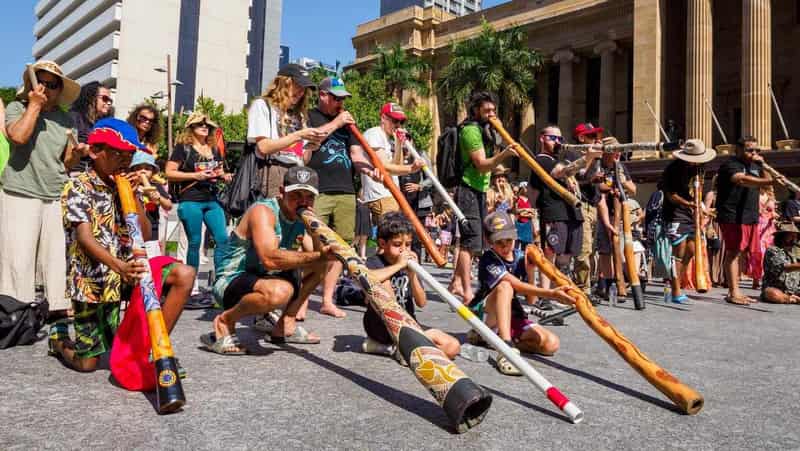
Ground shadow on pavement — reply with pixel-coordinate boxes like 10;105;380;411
481;385;571;423
332;334;365;353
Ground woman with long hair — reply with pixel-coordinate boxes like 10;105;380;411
166;112;231;270
514;183;534;250
486;165;515;214
747;185;778;289
68;81;113;171
247;64;325;197
127;104;162;154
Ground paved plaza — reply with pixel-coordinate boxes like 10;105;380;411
1;263;799;450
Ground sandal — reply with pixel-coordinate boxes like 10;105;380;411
47;322;69;356
200;332;247;355
496;349;522;376
270;326;320;344
725;295;753;305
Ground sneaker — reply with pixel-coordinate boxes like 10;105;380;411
362;338;395;356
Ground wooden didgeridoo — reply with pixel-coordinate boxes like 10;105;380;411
348;124;446;267
525;244;704;415
488;117;581;208
615;162;644;309
299;208;492;432
611;197;628;298
117;176;185;413
693;173;710;293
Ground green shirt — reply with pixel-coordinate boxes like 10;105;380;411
2;101;75;200
459;123;492;192
0;133;9;177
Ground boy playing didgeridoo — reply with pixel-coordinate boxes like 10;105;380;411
361;211;461;363
468;211;576;376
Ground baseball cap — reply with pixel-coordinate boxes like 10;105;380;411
483;211;517;243
573;123;604;139
283;166;319;196
319;77;351;98
88;118;145;152
130;151;159;170
380;102;406;121
277;64;316;89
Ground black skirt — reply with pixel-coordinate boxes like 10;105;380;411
355;201;372;236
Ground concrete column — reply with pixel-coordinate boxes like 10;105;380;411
553;49;575;131
519;101;536;180
632;0;663;142
686;0;713;145
742;0;772;148
594;41;617;133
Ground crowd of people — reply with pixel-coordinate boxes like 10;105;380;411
1;59;798;384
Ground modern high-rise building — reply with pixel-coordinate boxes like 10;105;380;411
279;45;290;69
380;0;481;17
32;0;282;116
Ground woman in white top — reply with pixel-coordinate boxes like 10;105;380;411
247;64;326;198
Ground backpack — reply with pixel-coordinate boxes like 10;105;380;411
334;278;366;307
0;295;49;349
645;190;664;244
218;146;267;217
436;120;477;188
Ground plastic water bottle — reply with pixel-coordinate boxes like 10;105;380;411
663;285;670;303
362;339;395;356
609;283;618;305
460;343;489;362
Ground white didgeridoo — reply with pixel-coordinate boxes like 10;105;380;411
403;142;467;226
406;260;584;424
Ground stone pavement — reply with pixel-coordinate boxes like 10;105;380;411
1;263;799;450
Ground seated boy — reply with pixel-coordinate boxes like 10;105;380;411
49;118;194;372
470;211;576;376
362;211;460;362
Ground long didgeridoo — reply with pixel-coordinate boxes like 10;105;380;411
560;141;681;154
488;117;581;208
693;172;710;293
406;260;583;424
614;162;644;309
525;245;704;415
348;123;446;267
611;196;628;298
117;176;185;413
762;163;800;194
403;141;468;226
299;208;492;432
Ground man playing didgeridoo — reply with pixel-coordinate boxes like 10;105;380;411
50;118;195;372
661;140;716;304
361;211;461;363
761;221;800;304
467;211;576;376
204;166;334;354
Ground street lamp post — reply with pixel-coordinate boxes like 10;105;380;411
155;55;178;155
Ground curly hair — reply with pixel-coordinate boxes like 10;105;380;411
70;81;111;123
260;75;309;128
467;91;496;119
126;104;162;147
377;211;413;242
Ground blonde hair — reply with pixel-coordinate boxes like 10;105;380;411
176;125;215;159
487;177;515;212
261;75;309;129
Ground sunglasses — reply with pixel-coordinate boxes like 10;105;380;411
99;95;113;105
745;147;760;153
192;123;209;129
137;115;155;124
543;134;564;143
37;78;62;90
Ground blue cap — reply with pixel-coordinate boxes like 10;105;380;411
88;118;145;152
130;151;158;170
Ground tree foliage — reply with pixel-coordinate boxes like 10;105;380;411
370;44;431;100
0;87;16;106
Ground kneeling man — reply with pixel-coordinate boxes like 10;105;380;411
761;221;800;304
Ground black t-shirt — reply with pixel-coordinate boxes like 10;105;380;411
364;255;415;322
476;249;527;320
169;144;224;202
662;159;701;224
781;198;800;222
529;153;582;222
716;157;760;225
307;108;359;194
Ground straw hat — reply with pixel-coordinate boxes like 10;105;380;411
773;221;800;239
491;164;511;177
673;139;716;164
17;60;80;106
184;111;219;130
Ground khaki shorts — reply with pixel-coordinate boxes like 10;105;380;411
315;193;356;242
367;196;399;225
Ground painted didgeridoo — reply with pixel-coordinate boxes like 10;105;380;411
117;176;185;413
560;141;681;154
348;123;446;267
488;117;580;208
299;208;492;432
403;141;468;226
525;245;704;415
693;173;710;293
406;260;583;424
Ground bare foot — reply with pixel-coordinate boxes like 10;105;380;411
319;304;346;318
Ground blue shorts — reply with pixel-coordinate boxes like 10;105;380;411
666;222;695;246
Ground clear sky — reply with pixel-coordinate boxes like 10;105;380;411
1;0;508;87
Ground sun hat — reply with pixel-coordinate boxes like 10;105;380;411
484;211;517;243
673;139;716;164
773;221;800;239
16;60;80;107
184;111;219;130
491;164;511;177
130;151;159;170
87;118;145;152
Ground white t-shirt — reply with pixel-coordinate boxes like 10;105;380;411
361;126;399;202
247;98;302;165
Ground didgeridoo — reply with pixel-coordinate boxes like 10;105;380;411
525;245;704;415
403;142;468;226
488;117;581;208
348;123;446;267
615;162;644;309
299;208;492;433
560;141;681;153
611;197;628;298
693;173;710;293
26;64;39;91
762;163;800;194
406;260;583;424
117;176;185;413
66;130;78;148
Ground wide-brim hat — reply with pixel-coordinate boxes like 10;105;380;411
17;60;80;107
184;111;219;130
773;221;800;238
491;164;510;177
673;139;716;163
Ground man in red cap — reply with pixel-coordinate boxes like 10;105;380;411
572;123;604;295
361;102;423;224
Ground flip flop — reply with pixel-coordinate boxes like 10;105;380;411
270;326;320;345
200;332;247;355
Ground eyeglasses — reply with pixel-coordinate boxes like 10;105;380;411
543;134;564;143
37;78;62;90
137;115;155;124
99;95;113;105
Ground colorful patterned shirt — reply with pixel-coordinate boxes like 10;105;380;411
762;246;800;297
62;169;132;304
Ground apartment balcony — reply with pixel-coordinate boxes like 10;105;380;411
38;4;122;63
60;32;120;80
33;0;118;57
75;60;119;86
34;0;58;18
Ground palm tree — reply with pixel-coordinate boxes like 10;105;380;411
370;44;431;101
436;20;542;119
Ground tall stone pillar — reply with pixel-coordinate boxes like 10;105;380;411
594;41;617;133
632;0;663;143
553;49;575;131
686;0;713;145
742;0;772;148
